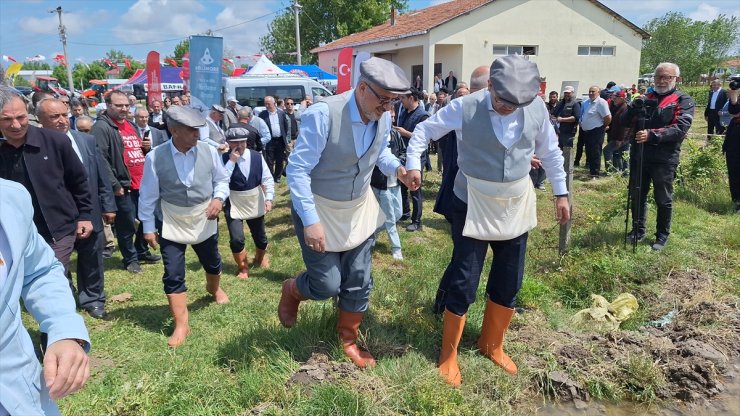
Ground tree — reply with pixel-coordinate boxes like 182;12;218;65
261;0;408;64
641;13;740;82
166;39;190;64
105;49;133;62
22;61;51;70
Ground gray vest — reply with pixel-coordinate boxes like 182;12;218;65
310;91;390;201
154;141;214;207
454;90;545;202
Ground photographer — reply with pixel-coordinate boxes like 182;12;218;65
724;75;740;213
622;62;695;251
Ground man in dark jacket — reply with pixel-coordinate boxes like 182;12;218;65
37;97;117;319
259;95;291;183
622;63;695;251
705;79;728;138
0;87;93;274
91;90;160;274
394;87;429;231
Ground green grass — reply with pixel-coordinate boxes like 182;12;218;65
24;120;739;415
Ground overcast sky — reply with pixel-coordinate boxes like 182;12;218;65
1;0;738;65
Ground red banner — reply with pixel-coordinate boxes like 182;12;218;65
146;51;162;106
336;47;353;94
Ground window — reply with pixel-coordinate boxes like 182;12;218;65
235;86;306;108
578;46;615;56
493;45;537;56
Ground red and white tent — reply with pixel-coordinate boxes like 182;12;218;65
244;55;292;76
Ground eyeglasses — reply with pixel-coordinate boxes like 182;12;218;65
492;93;516;111
655;75;677;82
364;82;396;106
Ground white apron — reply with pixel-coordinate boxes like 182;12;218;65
313;191;385;252
229;187;265;220
160;199;217;245
462;174;537;241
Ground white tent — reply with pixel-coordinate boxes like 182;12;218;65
245;55;291;75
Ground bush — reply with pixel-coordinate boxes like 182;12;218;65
677;85;709;107
675;138;732;212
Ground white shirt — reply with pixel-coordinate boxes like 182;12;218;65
709;89;720;110
267;110;282;137
65;130;84;163
138;141;231;234
223;152;275;201
135;123;150;141
579;97;610;131
406;90;568;196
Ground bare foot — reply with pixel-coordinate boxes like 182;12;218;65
210;287;230;304
237;270;249;280
168;325;191;348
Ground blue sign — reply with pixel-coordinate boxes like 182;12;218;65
189;35;223;110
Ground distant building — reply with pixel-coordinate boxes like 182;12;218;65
16;70;53;83
311;0;650;96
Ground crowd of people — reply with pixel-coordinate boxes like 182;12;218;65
2;54;739;411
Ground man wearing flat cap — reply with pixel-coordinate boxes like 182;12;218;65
281;56;412;368
405;55;570;386
222;126;274;279
223;96;240;130
138;105;232;348
200;104;228;152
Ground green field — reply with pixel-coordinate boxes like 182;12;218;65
26;116;739;415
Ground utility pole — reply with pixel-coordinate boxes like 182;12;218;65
293;1;303;65
52;6;75;97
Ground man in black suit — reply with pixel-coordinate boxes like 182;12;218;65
444;71;457;92
705;79;728;138
37;97;117;319
259;95;291;182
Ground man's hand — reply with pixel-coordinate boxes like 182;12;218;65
141;139;151;152
635;129;649;144
218;143;229;153
393;126;411;138
76;220;93;239
114;187;125;196
43;339;89;400
144;232;158;249
530;156;542;170
102;212;116;224
304;222;326;253
206;198;223;220
401;169;422;191
555;196;571;225
229;148;241;163
265;200;273;213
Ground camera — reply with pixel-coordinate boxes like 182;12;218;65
729;75;740;91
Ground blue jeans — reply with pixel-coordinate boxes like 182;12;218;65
373;186;402;251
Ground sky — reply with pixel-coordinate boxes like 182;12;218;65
1;0;739;66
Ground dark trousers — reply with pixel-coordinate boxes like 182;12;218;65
629;160;677;238
583;126;606;176
603;141;630;172
401;154;426;223
725;121;740;202
707;110;725;138
558;132;575;149
574;129;587;166
72;230;106;309
264;140;287;181
159;232;222;294
49;232;77;277
115;189;148;266
434;196;528;316
225;209;268;253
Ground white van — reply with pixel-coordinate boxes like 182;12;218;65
222;75;333;112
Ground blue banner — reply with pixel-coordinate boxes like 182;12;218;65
189;35;223;111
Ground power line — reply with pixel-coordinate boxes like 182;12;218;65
68;10;279;47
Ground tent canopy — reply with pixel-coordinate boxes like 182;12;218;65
279;65;337;80
246;55;290;75
122;67;184;91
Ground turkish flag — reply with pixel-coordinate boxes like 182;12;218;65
124;59;131;69
336;47;353;94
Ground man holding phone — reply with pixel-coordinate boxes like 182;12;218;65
135;108;152;152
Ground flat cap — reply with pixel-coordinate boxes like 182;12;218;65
563;85;575;93
211;104;225;113
165;105;206;128
226;95;237;102
225;126;256;142
359;57;410;95
490;55;541;108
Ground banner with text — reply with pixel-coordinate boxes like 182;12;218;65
146;51;162;105
189;36;223;111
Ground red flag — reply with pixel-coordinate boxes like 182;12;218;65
53;53;66;66
101;58;115;68
166;58;178;67
336;48;353;94
146;51;162;107
181;52;190;80
124;59;131;69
